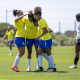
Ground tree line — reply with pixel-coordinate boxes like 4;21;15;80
0;23;76;47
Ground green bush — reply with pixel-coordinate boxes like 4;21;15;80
51;32;76;46
52;39;58;46
67;38;76;46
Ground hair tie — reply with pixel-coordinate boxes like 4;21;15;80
16;10;19;14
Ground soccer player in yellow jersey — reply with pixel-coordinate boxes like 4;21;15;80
1;26;15;55
22;13;39;72
21;13;53;71
11;9;32;72
34;7;56;72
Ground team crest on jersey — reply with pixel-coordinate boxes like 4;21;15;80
30;27;33;30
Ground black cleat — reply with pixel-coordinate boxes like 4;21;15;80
34;67;43;72
52;68;57;72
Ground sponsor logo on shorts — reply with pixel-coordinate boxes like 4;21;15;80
27;42;28;45
23;42;25;45
45;42;46;47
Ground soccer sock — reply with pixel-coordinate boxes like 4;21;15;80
27;59;31;69
10;49;12;54
48;55;55;68
74;58;79;65
42;53;45;57
42;53;51;68
13;55;21;67
38;55;42;67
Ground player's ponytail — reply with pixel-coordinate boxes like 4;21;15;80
13;9;20;17
33;18;38;22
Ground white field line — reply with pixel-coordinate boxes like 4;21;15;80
0;79;7;80
0;73;80;77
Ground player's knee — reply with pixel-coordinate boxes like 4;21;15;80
75;53;79;58
18;53;24;57
9;44;11;47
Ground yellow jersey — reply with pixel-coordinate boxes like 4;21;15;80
38;18;52;40
23;18;39;39
14;18;25;38
6;30;14;41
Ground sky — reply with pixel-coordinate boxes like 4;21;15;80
0;0;80;33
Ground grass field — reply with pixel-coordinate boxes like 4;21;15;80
0;47;80;80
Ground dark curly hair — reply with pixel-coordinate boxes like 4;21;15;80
76;13;80;22
33;18;38;22
28;13;34;19
34;7;42;16
13;9;21;17
28;13;38;22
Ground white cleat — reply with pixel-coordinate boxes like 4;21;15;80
26;68;31;72
9;53;13;56
69;65;77;68
36;65;39;69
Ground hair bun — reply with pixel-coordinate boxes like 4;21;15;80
13;9;18;17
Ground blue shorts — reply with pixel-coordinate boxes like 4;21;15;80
43;49;46;52
26;38;39;46
39;38;52;50
14;37;25;48
8;41;14;44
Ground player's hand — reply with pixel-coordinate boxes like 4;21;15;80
24;10;32;16
49;29;53;32
34;36;39;40
1;38;3;40
28;10;33;14
12;40;14;42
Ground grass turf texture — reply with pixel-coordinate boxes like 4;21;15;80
0;47;80;80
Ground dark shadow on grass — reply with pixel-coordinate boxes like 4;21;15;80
21;71;67;73
57;71;67;73
21;71;62;73
21;71;37;72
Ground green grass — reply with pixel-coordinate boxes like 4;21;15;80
0;47;80;80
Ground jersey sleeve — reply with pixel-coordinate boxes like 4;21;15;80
40;19;47;29
11;30;14;34
6;31;8;35
22;18;28;23
14;20;17;29
22;18;25;23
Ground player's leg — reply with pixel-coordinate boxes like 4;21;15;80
74;45;79;67
69;45;79;68
33;39;39;69
42;50;51;70
9;42;13;55
26;46;32;72
12;47;25;72
34;47;43;72
45;48;56;72
34;41;49;69
43;38;56;72
11;37;25;72
26;38;33;72
34;43;39;69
